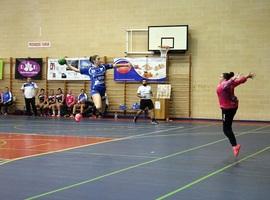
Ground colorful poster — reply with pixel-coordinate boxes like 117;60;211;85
156;84;171;99
47;58;89;80
114;57;166;82
15;58;42;80
0;59;3;80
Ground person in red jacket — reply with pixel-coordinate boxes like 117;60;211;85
216;72;255;157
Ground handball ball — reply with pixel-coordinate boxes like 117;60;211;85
58;58;67;65
75;113;82;122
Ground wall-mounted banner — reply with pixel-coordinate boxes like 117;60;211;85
15;58;42;80
47;58;89;80
0;59;3;80
113;57;166;82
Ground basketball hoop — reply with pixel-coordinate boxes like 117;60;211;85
158;46;171;58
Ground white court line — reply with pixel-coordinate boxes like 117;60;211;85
24;125;270;200
67;152;159;159
0;124;212;166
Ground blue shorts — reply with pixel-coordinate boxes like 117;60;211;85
91;85;106;97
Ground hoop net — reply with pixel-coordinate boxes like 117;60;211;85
158;46;171;58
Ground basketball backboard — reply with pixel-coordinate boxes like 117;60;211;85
148;25;188;53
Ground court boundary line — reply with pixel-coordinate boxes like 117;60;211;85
24;125;269;200
156;145;270;200
0;124;197;166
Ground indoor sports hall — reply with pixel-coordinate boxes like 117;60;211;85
0;1;269;200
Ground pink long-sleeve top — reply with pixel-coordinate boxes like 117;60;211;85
216;76;247;109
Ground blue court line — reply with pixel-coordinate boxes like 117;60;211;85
156;145;270;200
24;125;269;200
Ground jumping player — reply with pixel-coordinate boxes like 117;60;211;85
64;55;130;118
216;72;255;157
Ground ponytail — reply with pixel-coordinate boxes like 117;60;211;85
223;72;235;80
89;55;99;64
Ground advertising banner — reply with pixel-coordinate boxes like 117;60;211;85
15;58;42;79
114;57;166;82
47;58;89;80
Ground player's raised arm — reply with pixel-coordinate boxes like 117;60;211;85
58;58;80;72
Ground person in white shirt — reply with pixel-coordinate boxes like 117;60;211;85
133;79;158;124
21;77;38;116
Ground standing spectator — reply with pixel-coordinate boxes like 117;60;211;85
21;77;38;116
133;79;158;124
1;87;13;115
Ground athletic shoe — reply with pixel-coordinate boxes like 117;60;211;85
57;114;60;118
133;116;138;123
151;120;159;125
233;144;241;157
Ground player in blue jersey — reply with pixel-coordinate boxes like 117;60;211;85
1;87;13;115
72;88;88;117
65;55;130;117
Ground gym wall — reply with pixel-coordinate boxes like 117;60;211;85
0;0;269;120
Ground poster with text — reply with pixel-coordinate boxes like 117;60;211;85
156;84;171;99
114;57;166;82
47;58;89;80
15;58;42;80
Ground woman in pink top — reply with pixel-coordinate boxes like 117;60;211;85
216;72;255;157
65;90;76;117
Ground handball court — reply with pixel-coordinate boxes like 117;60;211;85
0;115;269;200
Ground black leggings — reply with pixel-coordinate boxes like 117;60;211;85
3;102;13;113
221;108;238;146
25;97;37;116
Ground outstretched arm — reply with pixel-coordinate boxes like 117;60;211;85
245;72;255;79
232;72;255;87
66;62;80;72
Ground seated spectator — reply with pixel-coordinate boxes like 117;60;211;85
54;88;65;117
0;89;3;114
65;89;76;117
83;100;95;117
36;88;47;116
44;89;56;116
1;87;13;115
72;89;88;116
